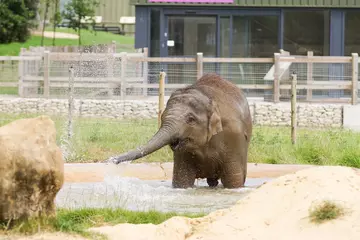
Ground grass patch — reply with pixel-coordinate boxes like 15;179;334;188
0;87;17;95
0;27;134;56
1;113;360;166
0;208;204;239
308;201;345;224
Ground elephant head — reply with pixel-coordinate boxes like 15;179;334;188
108;88;223;164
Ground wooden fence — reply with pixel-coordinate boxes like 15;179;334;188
0;48;359;104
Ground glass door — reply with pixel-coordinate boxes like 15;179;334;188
164;15;217;85
166;16;217;57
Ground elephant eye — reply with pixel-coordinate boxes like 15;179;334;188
186;114;197;125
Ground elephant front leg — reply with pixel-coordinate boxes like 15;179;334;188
172;153;196;189
220;151;248;189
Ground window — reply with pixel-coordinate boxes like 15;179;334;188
232;16;279;57
167;16;216;57
150;9;160;57
345;11;360;56
283;10;330;56
220;17;230;57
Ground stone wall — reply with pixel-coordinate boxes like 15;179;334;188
0;98;344;127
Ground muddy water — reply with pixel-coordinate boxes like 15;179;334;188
56;162;312;214
56;170;271;214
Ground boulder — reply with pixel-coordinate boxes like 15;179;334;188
0;115;64;222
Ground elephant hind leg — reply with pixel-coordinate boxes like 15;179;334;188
206;178;219;188
221;172;245;189
220;162;247;189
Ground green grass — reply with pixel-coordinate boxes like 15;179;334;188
308;201;345;224
0;208;204;239
0;87;17;95
0;27;134;56
1;113;360;167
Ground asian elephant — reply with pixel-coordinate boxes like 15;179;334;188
108;73;253;189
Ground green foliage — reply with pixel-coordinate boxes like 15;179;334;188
61;0;101;45
309;201;345;224
0;0;40;43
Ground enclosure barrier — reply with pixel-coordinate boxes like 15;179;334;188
0;46;359;104
291;73;297;145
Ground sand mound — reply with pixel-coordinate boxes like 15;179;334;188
89;166;360;240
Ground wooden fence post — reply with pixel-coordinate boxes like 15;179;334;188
68;66;75;140
107;51;114;98
43;51;50;98
18;48;26;97
196;52;203;80
291;73;297;145
111;40;117;53
351;53;359;105
158;71;166;128
120;52;127;100
143;47;149;96
306;51;313;101
273;53;280;103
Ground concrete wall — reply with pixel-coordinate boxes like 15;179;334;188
0;98;344;128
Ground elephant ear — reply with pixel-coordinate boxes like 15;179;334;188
207;100;223;142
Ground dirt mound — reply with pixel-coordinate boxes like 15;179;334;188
89;166;360;240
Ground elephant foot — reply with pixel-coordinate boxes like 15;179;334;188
207;178;219;188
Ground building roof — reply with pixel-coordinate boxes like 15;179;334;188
130;0;360;8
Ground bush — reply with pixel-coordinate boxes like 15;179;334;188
0;0;39;44
309;201;345;224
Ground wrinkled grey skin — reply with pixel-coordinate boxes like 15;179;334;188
108;73;253;189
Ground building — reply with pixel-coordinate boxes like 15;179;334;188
59;0;135;33
131;0;360;99
131;0;360;58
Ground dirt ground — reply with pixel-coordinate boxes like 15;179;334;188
63;162;314;183
31;31;79;39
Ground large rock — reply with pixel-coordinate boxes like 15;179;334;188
89;166;360;240
0;115;64;222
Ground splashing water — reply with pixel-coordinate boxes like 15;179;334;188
55;170;272;214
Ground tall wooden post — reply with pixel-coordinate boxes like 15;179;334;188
196;52;203;80
18;48;26;97
291;73;297;145
143;47;149;96
158;71;166;128
120;52;127;100
273;53;280;102
43;50;50;98
306;51;313;101
351;53;359;105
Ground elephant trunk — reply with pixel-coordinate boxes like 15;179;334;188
109;126;174;164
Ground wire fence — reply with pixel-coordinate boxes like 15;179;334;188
1;48;359;103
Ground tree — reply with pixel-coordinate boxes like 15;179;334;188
51;0;61;46
0;0;40;44
40;0;51;46
61;0;100;45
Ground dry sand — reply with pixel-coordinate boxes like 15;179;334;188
87;166;360;240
